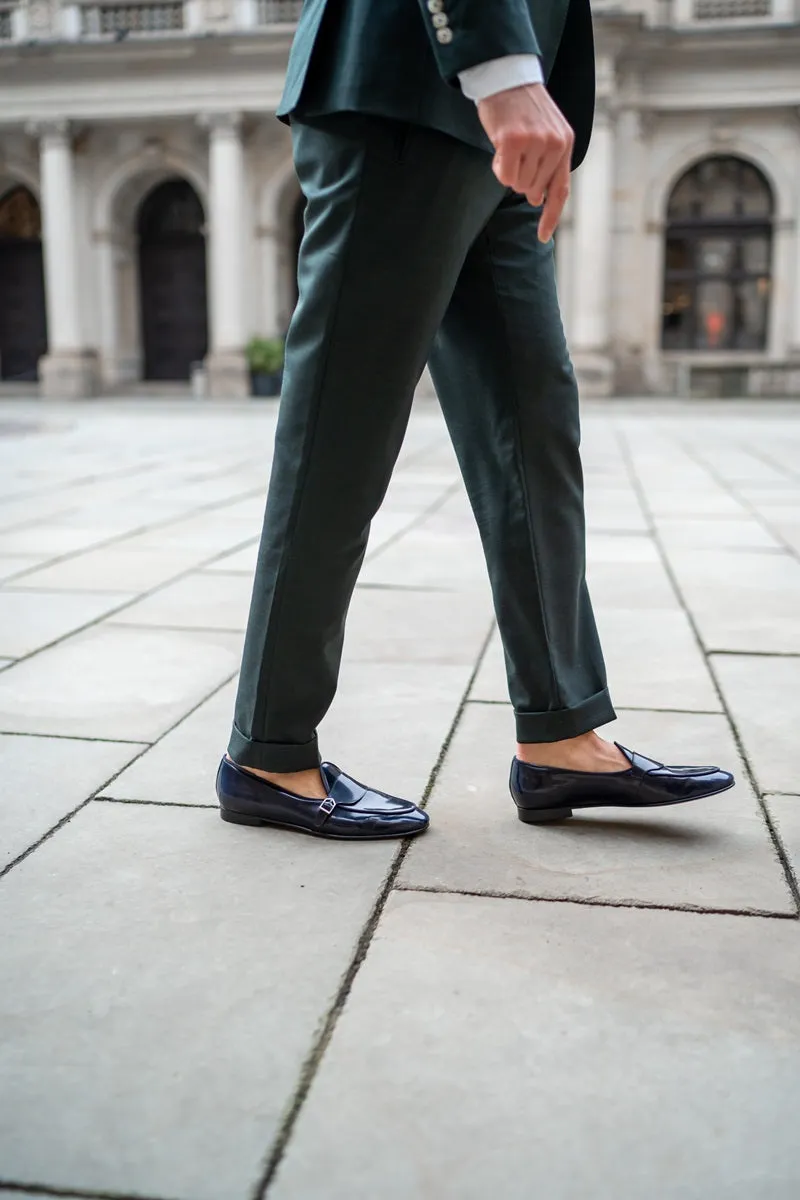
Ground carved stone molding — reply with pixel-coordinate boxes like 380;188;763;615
710;123;738;146
197;111;244;138
24;0;56;38
25;118;71;148
199;0;235;27
141;135;167;161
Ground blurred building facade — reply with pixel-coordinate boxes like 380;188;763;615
0;0;799;397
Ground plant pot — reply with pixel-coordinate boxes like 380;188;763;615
250;369;282;397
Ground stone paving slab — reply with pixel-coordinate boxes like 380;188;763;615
0;624;242;741
105;661;474;809
665;549;800;653
767;523;800;557
0;496;102;534
110;571;254;632
270;891;800;1200
0;523;126;559
0;556;48;582
584;487;649;533
398;703;793;914
128;512;261;554
594;606;720;711
0;589;136;658
317;661;476;804
0;733;145;869
342;586;493;664
201;542;259;575
359;526;491;591
638;488;749;520
471;614;720;713
764;796;800;882
654;516;783;552
0;1191;54;1197
0;801;397;1200
586;532;661;564
585;560;679;610
99;680;237;805
5;545;212;594
712;654;800;796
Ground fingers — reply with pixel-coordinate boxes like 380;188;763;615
523;144;562;207
538;151;571;243
477;84;575;230
492;139;525;191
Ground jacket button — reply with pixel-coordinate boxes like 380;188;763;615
435;26;453;43
432;11;449;27
427;0;444;10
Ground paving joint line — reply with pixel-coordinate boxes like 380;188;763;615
0;534;258;673
393;882;798;921
675;436;800;568
0;1179;178;1200
363;479;462;565
94;796;216;811
0;670;238;883
104;621;245;636
0;730;150;745
708;648;800;660
465;699;726;717
724;440;799;484
251;618;497;1199
616;423;800;914
1;481;268;587
0;459;175;521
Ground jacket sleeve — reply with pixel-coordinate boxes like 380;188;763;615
416;0;541;81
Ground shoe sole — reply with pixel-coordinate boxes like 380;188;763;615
219;805;429;840
515;777;736;825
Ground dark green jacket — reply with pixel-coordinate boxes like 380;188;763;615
277;0;595;168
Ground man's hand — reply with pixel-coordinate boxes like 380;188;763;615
477;84;574;243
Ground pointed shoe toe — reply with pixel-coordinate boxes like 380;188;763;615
510;743;735;825
216;757;428;840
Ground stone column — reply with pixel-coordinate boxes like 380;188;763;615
569;67;616;396
203;112;249;397
35;121;99;397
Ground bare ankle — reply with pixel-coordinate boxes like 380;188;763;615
517;731;627;773
226;757;328;800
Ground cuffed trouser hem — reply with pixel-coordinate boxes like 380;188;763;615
227;723;322;773
514;688;616;744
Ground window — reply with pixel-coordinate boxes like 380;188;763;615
694;0;771;17
0;186;42;239
662;156;773;352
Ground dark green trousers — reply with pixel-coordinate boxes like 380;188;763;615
228;114;615;772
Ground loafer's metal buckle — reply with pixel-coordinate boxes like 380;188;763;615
319;797;336;815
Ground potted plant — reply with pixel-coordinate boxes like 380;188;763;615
246;336;285;397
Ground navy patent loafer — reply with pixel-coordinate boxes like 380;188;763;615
216;757;429;840
510;743;735;825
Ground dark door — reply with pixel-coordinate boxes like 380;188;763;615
137;179;208;381
0;187;48;382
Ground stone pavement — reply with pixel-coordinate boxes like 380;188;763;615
0;396;799;1200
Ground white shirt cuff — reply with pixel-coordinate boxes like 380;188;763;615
458;55;545;104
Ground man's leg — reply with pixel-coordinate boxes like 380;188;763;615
228;116;499;789
428;189;621;769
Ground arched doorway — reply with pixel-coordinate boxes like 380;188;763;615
137;178;208;380
0;186;48;382
662;156;773;352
